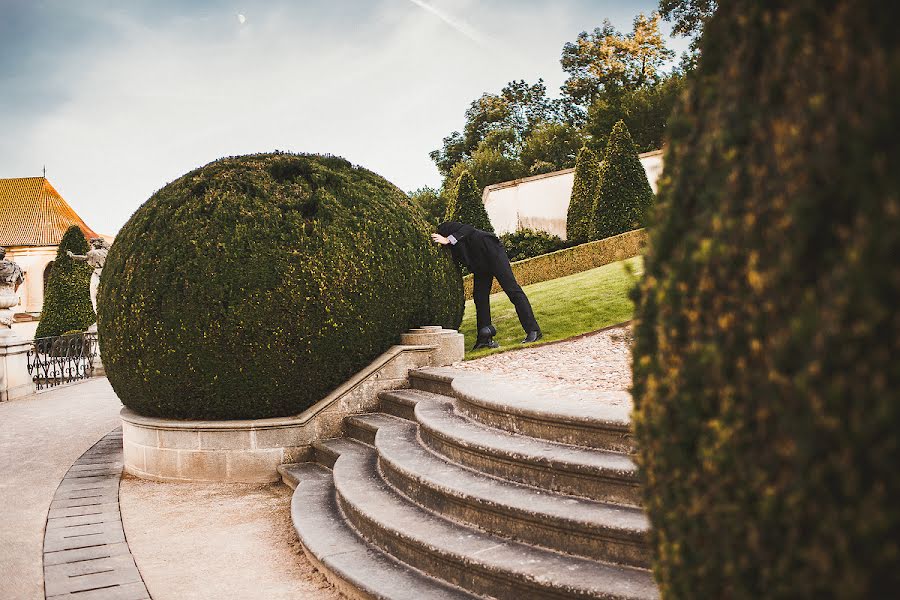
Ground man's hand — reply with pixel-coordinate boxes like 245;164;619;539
431;233;450;245
66;250;74;258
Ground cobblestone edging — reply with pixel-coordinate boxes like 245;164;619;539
42;428;150;600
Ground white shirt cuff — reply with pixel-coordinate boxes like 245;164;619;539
448;234;458;245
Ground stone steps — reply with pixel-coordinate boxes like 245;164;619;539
283;367;659;600
283;462;478;600
347;413;650;567
409;368;636;453
327;438;656;600
412;395;641;505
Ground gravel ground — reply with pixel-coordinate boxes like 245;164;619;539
453;324;634;406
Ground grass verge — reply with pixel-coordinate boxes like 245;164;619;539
460;255;643;359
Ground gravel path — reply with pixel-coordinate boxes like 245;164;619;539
453;324;634;406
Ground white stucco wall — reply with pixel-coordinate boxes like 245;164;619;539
5;246;56;314
483;149;665;239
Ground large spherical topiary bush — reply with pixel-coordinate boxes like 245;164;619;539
98;152;463;420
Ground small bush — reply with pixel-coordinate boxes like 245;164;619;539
499;228;568;262
567;146;601;244
444;170;494;233
99;152;463;420
464;228;646;299
591;121;654;240
35;225;94;338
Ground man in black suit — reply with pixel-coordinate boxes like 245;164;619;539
433;221;542;350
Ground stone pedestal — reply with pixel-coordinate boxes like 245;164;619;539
0;333;36;401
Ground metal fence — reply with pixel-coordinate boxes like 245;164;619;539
26;332;99;390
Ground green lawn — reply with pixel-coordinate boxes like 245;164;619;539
460;256;643;359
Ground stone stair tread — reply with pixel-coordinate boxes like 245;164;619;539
287;462;479;600
332;439;658;600
412;367;632;429
414;396;638;478
355;413;649;536
381;387;449;408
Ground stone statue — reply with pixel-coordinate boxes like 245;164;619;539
0;247;25;330
67;238;109;316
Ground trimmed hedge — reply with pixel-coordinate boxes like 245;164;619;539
98;152;463;420
632;1;900;598
499;228;568;263
592;120;653;240
35;225;94;338
566;145;601;244
464;228;645;299
444;170;494;233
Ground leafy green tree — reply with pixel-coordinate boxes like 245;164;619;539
585;74;685;154
445;170;494;233
658;0;717;38
566;146;601;243
35;225;94;338
521;122;584;175
633;1;899;597
409;187;446;227
561;13;674;108
591;121;653;239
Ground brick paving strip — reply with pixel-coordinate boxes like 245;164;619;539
43;428;151;600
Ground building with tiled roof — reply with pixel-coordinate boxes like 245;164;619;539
0;177;100;321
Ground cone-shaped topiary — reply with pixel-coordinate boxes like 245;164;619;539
632;2;900;597
591;121;653;240
98;152;464;420
35;225;95;338
567;145;601;243
444;170;494;233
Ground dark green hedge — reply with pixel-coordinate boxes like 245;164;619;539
592;120;653;240
499;228;568;263
632;1;900;598
35;225;94;338
567;145;601;244
444;170;494;233
98;152;463;420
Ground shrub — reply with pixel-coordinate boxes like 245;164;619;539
632;2;900;598
464;229;646;299
591;120;653;240
567;146;602;244
499;228;568;262
35;225;94;338
444;170;494;233
98;152;463;420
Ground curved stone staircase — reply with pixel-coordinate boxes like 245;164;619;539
279;367;658;600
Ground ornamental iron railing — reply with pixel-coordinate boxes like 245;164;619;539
27;332;98;390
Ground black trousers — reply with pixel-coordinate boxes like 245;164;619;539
472;245;539;334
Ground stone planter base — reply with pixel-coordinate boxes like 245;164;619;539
122;327;463;483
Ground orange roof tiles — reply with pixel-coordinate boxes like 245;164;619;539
0;177;98;247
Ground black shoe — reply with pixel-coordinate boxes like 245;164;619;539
473;325;499;350
521;329;543;344
472;339;500;350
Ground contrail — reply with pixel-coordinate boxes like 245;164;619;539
406;0;490;47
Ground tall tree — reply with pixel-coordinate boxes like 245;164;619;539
633;1;899;597
591;120;653;239
566;146;601;243
36;225;95;338
560;13;674;108
409;187;446;227
520;122;584;175
444;170;494;234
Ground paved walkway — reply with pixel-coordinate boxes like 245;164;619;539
0;379;123;600
0;378;339;600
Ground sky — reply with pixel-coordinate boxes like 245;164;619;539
0;0;689;235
